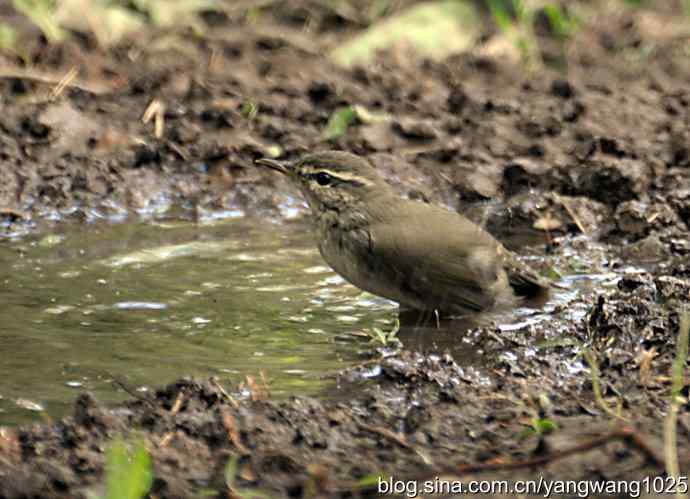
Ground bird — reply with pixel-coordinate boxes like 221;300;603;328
256;151;549;317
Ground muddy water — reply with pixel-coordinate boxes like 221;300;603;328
0;216;609;426
0;217;401;425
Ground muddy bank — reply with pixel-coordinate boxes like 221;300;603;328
0;3;689;243
0;349;684;499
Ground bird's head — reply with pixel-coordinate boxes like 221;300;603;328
256;151;390;211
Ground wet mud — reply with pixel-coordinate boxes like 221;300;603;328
1;2;690;498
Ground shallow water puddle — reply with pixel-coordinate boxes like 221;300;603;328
0;218;398;425
0;218;613;426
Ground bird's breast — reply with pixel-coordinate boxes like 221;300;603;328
315;222;425;309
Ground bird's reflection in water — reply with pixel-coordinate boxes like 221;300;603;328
395;309;488;360
394;295;550;360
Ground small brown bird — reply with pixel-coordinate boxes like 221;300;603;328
256;151;549;316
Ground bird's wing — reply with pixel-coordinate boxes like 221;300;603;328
367;204;508;313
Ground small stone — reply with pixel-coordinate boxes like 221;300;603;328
550;78;575;98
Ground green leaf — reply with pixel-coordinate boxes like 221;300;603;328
366;318;400;346
512;0;527;24
331;0;480;67
105;439;152;499
543;4;576;38
531;417;558;434
55;0;145;47
0;23;17;51
370;327;386;344
224;455;238;489
544;266;563;280
322;106;358;141
671;313;690;400
12;0;64;42
356;473;386;487
241;100;258;120
146;0;217;28
487;0;513;32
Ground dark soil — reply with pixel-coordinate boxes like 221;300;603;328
1;2;690;498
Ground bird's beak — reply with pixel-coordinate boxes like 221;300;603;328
255;158;291;175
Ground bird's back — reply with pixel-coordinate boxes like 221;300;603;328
347;195;548;314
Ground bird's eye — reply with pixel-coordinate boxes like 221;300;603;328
314;172;332;186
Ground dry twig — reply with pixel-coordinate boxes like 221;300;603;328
210;378;240;409
170;392;184;416
49;67;79;100
357;422;433;465
221;409;250;455
110;375;156;407
665;312;690;499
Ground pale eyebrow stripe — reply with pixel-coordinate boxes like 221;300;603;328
299;167;373;186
